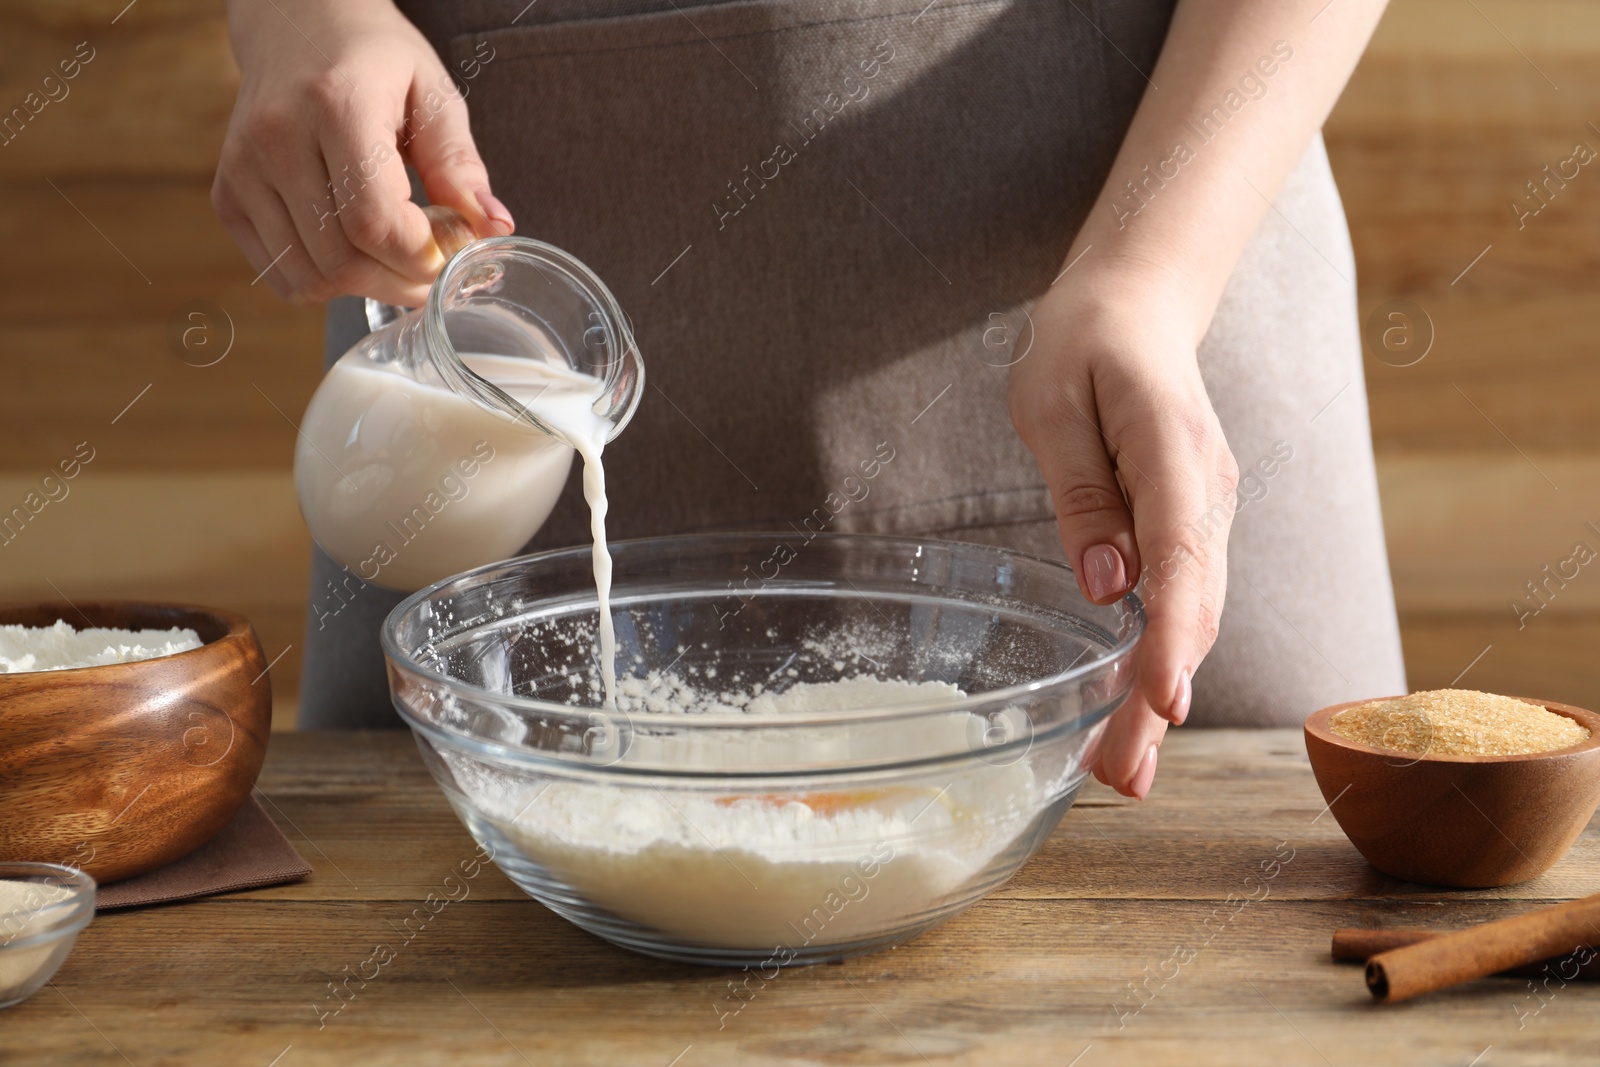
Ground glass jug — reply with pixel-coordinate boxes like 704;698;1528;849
294;215;644;592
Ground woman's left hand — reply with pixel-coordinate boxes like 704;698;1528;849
1008;261;1240;798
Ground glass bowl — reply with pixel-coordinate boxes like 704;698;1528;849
0;862;95;1008
383;533;1143;966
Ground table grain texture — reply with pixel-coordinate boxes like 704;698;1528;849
10;729;1600;1066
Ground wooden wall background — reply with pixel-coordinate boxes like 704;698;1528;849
1;0;1595;730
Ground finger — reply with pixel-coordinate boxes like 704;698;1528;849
1124;419;1237;729
1018;381;1141;606
273;147;429;306
227;176;323;300
1093;685;1170;799
400;78;512;239
212;175;290;299
320;118;439;286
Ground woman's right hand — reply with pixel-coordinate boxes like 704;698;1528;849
213;0;513;305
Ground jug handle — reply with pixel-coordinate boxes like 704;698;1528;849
361;206;481;334
363;297;405;333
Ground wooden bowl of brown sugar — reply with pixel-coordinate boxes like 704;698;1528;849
1304;690;1600;887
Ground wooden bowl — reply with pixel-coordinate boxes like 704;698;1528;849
0;602;271;883
1304;696;1600;887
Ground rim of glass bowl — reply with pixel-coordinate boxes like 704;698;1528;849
381;532;1145;750
0;862;95;951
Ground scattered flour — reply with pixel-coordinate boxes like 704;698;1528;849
451;677;1043;949
0;619;203;673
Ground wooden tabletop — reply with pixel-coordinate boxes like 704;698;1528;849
12;729;1600;1065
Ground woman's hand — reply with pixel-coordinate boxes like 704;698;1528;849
213;0;513;305
1005;0;1387;796
1009;264;1239;799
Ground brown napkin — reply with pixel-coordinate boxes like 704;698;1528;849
96;796;312;910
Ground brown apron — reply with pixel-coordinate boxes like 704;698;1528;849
299;0;1406;728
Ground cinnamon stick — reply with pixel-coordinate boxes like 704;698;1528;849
1364;893;1600;1003
1333;928;1600;980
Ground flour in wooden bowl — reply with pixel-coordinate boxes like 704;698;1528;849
0;619;202;673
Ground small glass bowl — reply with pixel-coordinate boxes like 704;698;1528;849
0;862;95;1008
384;533;1143;966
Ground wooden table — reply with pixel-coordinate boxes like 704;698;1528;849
12;730;1600;1065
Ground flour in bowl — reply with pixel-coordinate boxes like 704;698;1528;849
613;673;965;716
0;619;203;673
0;881;76;994
447;677;1044;949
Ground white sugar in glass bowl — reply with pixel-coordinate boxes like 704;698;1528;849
0;862;95;1008
383;533;1143;966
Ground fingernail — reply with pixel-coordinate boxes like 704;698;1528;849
1130;743;1158;800
476;190;515;236
1169;668;1192;726
1083;543;1125;602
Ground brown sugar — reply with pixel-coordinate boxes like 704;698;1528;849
1329;689;1590;757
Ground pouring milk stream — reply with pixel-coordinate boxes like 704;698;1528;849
293;208;642;706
